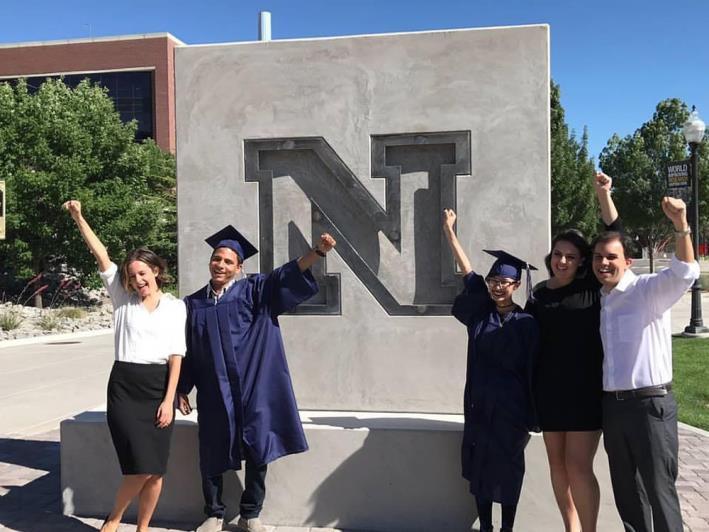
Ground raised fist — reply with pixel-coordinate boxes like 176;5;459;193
62;200;82;219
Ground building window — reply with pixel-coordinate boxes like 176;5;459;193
10;70;154;142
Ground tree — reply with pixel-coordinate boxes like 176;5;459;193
550;81;597;238
599;98;707;271
0;78;176;306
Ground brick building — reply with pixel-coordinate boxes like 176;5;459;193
0;33;183;153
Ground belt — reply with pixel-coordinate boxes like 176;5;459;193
605;383;672;401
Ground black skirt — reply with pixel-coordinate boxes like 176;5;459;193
107;361;174;475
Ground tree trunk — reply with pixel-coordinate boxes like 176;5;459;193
32;256;43;309
648;241;655;274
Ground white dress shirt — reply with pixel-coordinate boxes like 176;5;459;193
599;255;699;391
100;262;187;364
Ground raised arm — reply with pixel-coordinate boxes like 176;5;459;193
594;171;619;226
661;197;694;263
62;200;111;272
443;209;473;275
297;233;336;272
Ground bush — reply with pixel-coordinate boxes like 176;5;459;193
0;310;23;331
38;311;61;331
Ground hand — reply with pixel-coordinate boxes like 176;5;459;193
594;171;612;192
316;233;336;254
177;393;192;416
661;196;689;230
442;209;457;231
156;400;174;428
62;200;82;219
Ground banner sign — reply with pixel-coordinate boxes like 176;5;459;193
666;160;691;201
667;160;691;189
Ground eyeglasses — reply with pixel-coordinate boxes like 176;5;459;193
485;278;516;288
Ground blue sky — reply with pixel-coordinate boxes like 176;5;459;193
3;0;708;161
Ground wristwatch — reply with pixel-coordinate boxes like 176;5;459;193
314;247;326;257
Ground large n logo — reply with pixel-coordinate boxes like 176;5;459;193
244;132;471;316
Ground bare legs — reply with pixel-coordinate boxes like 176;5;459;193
544;431;601;532
100;474;164;532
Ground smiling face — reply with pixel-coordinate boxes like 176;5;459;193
127;260;160;299
550;240;583;284
209;247;242;291
593;238;632;290
485;277;520;306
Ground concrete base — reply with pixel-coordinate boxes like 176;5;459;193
61;411;621;531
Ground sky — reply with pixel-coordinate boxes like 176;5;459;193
2;0;708;161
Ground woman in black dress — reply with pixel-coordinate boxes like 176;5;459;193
64;200;186;532
444;209;539;532
524;172;619;532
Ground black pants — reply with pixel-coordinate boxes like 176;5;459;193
202;453;268;519
602;392;682;532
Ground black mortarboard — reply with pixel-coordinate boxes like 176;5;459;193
484;249;537;298
205;225;258;262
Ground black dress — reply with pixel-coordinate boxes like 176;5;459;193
452;273;539;505
525;275;603;432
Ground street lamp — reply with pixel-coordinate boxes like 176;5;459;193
682;106;708;335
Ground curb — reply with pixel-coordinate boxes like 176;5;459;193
679;421;709;437
0;328;112;349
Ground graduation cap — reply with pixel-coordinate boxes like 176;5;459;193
205;225;258;262
484;249;537;298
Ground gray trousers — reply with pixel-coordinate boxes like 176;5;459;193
602;392;683;532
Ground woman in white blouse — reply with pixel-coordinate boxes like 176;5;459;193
63;200;186;532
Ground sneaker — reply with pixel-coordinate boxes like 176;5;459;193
236;516;267;532
195;516;224;532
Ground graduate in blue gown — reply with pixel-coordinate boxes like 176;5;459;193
177;226;336;532
443;209;539;532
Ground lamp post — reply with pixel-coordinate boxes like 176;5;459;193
682;106;708;335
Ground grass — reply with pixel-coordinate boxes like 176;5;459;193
56;307;87;319
673;337;709;431
0;310;24;331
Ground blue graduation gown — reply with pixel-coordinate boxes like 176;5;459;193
452;273;539;505
179;259;318;477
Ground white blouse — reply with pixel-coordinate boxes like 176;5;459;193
100;262;187;364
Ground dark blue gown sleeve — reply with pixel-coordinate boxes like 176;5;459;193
452;272;491;326
255;259;319;317
177;299;195;395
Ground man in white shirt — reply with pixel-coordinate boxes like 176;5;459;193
591;196;700;532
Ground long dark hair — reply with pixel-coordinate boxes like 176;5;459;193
545;229;591;278
120;247;168;292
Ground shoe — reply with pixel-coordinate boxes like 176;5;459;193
236;516;267;532
195;516;224;532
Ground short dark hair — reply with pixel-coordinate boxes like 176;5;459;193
590;231;633;258
120;247;169;292
545;229;591;277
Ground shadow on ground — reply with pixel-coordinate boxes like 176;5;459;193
0;436;189;531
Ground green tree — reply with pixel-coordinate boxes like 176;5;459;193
0;78;176;306
550;81;597;238
599;98;707;271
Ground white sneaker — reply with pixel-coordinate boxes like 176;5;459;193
236;516;267;532
195;516;224;532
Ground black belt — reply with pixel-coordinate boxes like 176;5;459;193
605;383;672;401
